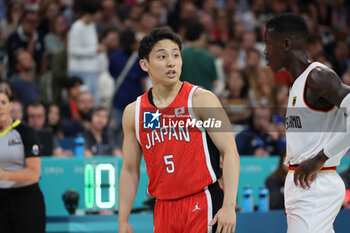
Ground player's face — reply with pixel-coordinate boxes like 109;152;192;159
140;39;182;86
0;93;12;126
264;28;285;72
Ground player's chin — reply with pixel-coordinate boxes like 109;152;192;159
267;64;281;73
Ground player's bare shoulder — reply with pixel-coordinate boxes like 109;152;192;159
307;66;340;90
307;66;349;106
123;101;137;130
192;88;222;108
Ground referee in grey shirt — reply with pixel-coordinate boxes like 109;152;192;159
0;87;46;233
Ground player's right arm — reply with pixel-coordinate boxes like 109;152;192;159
118;102;143;233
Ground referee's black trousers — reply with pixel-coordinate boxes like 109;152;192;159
0;183;46;233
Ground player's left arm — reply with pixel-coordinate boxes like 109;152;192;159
294;67;350;188
193;88;239;233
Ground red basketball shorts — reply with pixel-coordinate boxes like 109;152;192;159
153;182;223;233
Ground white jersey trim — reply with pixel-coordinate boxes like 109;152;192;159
135;96;141;144
188;86;217;183
205;188;213;233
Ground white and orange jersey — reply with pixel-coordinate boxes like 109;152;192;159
285;62;348;167
135;81;222;200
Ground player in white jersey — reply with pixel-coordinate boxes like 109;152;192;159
264;13;350;233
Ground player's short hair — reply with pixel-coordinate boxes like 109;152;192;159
266;13;308;41
138;27;182;60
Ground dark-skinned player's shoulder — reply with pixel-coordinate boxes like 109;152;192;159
308;67;340;90
307;67;340;94
308;66;350;107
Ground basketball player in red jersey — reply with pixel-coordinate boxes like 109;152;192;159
118;28;239;233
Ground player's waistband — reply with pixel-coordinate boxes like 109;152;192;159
162;181;222;202
289;164;337;173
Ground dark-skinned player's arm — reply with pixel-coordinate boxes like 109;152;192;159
193;88;240;233
118;102;143;233
294;67;350;189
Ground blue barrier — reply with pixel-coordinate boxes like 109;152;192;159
46;210;350;233
40;157;350;216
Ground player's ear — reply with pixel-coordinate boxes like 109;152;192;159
283;38;293;52
139;59;149;72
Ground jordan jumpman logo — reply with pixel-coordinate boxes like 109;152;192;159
192;202;201;212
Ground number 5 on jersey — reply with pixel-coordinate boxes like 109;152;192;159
163;155;175;173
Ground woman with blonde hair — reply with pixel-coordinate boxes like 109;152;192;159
248;67;275;107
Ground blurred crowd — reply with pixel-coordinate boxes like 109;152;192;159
0;0;349;157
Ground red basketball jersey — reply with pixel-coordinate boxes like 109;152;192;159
135;81;222;200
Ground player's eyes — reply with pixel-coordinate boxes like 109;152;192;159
173;53;179;58
158;55;166;59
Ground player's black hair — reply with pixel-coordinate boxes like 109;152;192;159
138;27;182;60
266;13;308;41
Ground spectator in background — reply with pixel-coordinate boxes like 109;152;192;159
0;55;3;79
9;50;39;106
235;107;283;156
248;67;275;107
0;0;23;49
243;48;261;79
47;103;64;138
6;9;46;77
83;106;121;157
49;30;68;104
265;150;288;210
307;35;324;61
11;99;23;121
220;69;251;125
229;17;244;42
96;0;121;37
271;84;289;126
109;29;148;145
329;40;349;77
217;41;241;79
135;11;160;41
342;67;350;86
38;1;60;36
181;20;218;91
26;101;70;157
167;0;198;33
101;28;119;55
68;0;104;101
44;15;69;57
60;76;82;122
238;31;265;69
240;0;267;32
211;10;230;43
63;92;94;137
147;0;168;25
0;79;15;100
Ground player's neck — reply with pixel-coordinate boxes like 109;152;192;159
285;51;312;81
151;81;182;108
